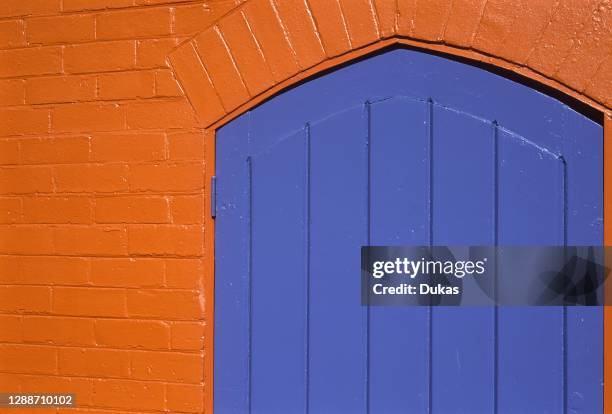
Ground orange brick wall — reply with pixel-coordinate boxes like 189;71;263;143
0;1;239;413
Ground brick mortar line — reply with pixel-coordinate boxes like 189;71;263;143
0;341;204;355
0;313;207;323
0;284;200;291
0;0;211;21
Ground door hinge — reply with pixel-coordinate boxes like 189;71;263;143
210;175;217;219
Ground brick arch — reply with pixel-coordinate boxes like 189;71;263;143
167;0;611;128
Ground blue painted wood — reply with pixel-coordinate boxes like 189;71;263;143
250;129;308;413
215;113;251;413
308;107;369;412
431;106;496;413
496;129;565;413
368;98;429;413
215;48;603;413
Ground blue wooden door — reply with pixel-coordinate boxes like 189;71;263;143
215;49;603;413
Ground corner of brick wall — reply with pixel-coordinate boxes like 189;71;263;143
0;1;239;413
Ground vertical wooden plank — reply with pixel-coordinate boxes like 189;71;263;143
250;130;308;413
496;130;565;413
215;114;251;413
368;97;429;412
563;108;603;413
309;107;367;412
430;106;495;412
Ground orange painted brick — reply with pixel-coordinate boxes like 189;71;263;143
471;0;519;55
170;321;204;351
132;350;203;382
526;0;599;76
26;75;96;104
218;11;275;96
127;289;203;319
0;285;51;313
338;0;380;48
54;164;129;193
372;0;397;38
90;257;165;287
95;196;169;224
243;0;299;83
0;46;62;77
396;0;416;35
272;0;326;68
128;225;203;256
171;195;204;224
96;7;171;40
27;14;95;44
0;79;25;106
0;373;16;389
0;315;21;342
165;258;202;289
92;132;165;162
59;347;131;378
62;0;134;12
54;225;128;256
0;256;20;283
166;383;204;413
18;375;93;405
53;287;127;317
154;69;182;97
443;0;488;47
0;140;20;165
173;2;236;35
129;162;203;192
22;316;95;346
585;55;612;107
306;0;351;57
98;70;156;100
0;226;54;255
0;108;49;136
167;131;204;160
0;1;61;18
0;344;56;374
20;256;89;285
95;318;169;349
92;378;164;411
22;196;92;224
413;0;452;41
126;99;198;129
64;41;136;73
495;1;557;64
0;198;21;223
0;20;25;48
193;27;250;111
168;42;226;125
20;136;90;164
0;166;53;194
556;4;612;92
52;103;125;133
138;0;206;3
136;37;180;68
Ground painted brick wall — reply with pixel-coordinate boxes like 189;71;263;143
0;1;239;413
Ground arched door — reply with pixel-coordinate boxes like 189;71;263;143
215;48;603;413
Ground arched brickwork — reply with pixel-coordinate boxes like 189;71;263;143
164;1;611;412
168;0;611;128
